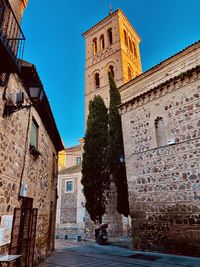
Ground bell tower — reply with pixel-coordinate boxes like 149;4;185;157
83;9;142;120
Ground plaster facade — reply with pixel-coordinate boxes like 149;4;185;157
57;144;87;236
119;41;200;256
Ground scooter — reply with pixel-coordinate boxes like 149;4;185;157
95;223;108;245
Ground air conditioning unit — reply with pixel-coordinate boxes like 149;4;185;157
167;138;176;145
16;91;24;106
20;183;28;197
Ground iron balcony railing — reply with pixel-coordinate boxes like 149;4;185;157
0;0;25;71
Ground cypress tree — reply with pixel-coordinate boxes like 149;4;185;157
81;95;110;223
108;72;129;217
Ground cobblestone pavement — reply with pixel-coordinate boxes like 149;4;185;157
39;239;200;267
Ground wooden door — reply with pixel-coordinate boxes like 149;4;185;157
9;208;23;255
27;209;38;267
10;207;38;267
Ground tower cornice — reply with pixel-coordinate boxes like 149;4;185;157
82;8;141;41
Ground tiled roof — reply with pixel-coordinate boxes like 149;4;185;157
119;40;200;92
59;164;81;175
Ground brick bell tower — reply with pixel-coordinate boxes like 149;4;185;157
83;8;142;120
82;9;142;234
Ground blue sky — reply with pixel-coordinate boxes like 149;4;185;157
22;0;200;148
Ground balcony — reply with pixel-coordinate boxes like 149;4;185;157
0;0;25;73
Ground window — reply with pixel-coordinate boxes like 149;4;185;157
123;30;128;46
108;65;114;78
133;42;137;57
107;28;113;45
128;66;133;81
155;117;166;147
76;157;81;165
129;38;133;53
94;73;100;88
30;118;38;148
100;35;105;50
92;38;97;55
66;180;74;193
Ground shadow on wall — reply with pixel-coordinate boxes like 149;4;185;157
130;200;200;257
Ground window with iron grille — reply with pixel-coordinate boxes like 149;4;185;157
76;157;81;165
66;180;74;193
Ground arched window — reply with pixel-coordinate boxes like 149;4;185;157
92;38;97;55
94;73;100;89
128;66;132;81
107;28;113;45
108;65;114;78
133;42;137;57
100;35;105;50
129;38;133;53
155;117;166;147
123;30;128;47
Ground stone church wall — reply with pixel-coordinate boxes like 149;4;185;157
120;62;200;256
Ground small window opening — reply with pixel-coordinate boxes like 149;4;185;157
66;181;74;193
94;73;100;88
30;118;39;148
76;157;81;165
92;38;97;55
107;28;113;45
128;66;132;81
124;30;128;46
108;65;114;78
155;117;166;147
133;42;137;57
100;35;105;50
129;38;133;53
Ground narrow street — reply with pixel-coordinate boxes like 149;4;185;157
39;239;200;267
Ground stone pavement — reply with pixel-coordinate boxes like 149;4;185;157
39;239;200;267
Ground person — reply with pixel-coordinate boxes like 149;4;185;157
95;223;108;245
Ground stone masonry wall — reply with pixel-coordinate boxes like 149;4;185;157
60;178;77;224
120;67;200;256
0;73;58;264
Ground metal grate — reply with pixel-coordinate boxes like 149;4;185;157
0;0;25;69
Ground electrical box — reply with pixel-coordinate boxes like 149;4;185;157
20;183;28;197
167;138;176;145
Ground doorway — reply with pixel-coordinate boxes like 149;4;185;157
9;197;38;267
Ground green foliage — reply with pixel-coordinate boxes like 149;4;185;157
81;95;110;223
108;72;129;217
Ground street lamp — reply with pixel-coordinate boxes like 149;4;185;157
3;85;44;116
28;86;44;103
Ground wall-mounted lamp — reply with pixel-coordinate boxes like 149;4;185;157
3;86;44;117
